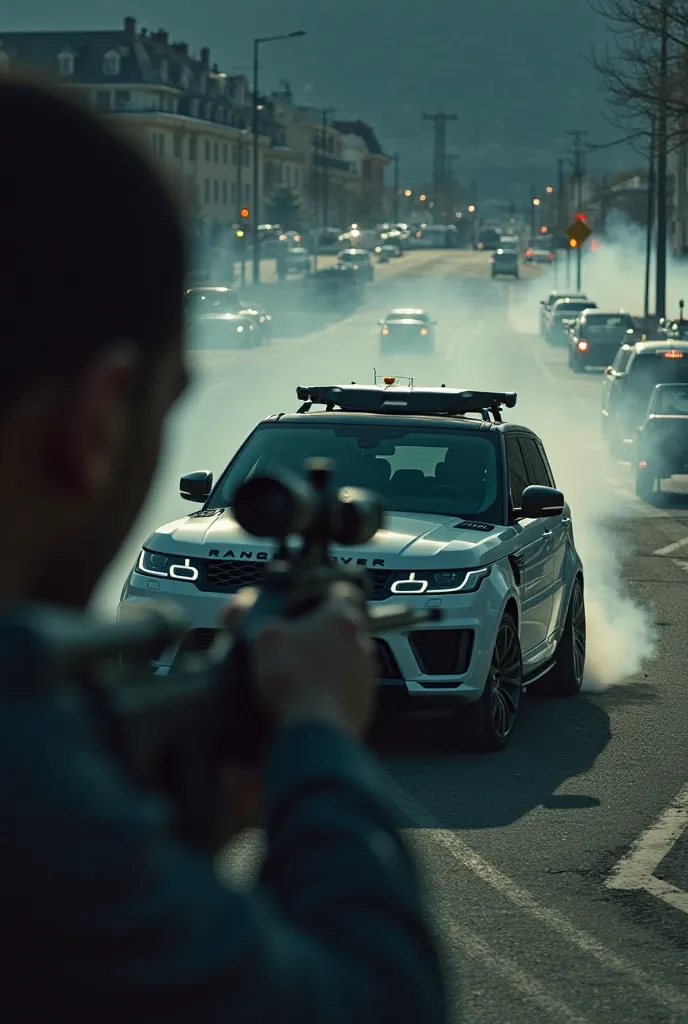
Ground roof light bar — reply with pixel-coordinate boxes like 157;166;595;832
295;384;517;419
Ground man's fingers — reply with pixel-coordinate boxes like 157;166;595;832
220;587;259;634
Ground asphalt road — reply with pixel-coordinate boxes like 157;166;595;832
98;249;688;1023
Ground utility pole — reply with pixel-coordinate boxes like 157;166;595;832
444;153;459;217
529;183;536;237
656;1;669;319
567;130;589;290
422;112;458;213
645;117;657;319
557;157;565;236
315;107;336;238
392;151;400;222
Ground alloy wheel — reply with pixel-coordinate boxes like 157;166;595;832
490;621;522;740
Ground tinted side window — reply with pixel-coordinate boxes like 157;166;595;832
506;436;529;507
612;346;631;372
521;437;554;487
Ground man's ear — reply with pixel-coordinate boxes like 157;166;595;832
50;346;142;502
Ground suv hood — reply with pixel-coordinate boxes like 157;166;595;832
148;509;517;569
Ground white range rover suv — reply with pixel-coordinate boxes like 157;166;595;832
119;381;586;751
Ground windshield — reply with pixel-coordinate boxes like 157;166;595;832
209;423;503;523
555;301;592;316
584;314;634;329
340;251;368;262
387;311;429;322
629;352;688;402
651;383;688;414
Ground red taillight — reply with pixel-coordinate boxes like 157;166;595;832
548;251;554;259
525;249;532;257
639;460;648;468
664;350;684;358
577;339;589;351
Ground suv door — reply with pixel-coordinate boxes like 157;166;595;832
601;344;631;428
520;435;569;639
505;434;554;658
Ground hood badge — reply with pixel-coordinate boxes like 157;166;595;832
454;520;494;533
188;508;225;519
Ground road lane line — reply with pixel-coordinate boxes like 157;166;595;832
384;773;688;1016
606;783;688;914
653;535;688;556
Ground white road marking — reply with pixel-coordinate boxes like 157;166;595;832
606;784;688;915
653;535;688;556
385;773;688;1016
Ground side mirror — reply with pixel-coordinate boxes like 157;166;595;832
604;366;613;376
180;470;213;503
519;485;565;519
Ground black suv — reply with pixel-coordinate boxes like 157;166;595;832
567;310;636;372
601;339;688;457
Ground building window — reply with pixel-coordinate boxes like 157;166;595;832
204;179;210;202
174;133;182;159
231;182;237;203
223;143;228;164
114;90;130;110
205;101;212;120
188;136;197;161
214;141;219;163
222;181;228;204
213;180;219;203
244;183;250;202
204;140;210;162
57;50;75;77
0;51;10;74
160;59;168;83
181;66;190;89
103;50;121;76
95;90;110;110
191;98;200;117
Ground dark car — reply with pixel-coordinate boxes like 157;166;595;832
567;311;636;372
191;312;260;349
336;248;375;282
601;339;688;457
539;290;588;335
304;265;365;313
545;298;597;345
635;383;688;500
490;248;519;278
379;308;436;353
184;286;273;344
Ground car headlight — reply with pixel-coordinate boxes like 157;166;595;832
236;325;244;332
137;550;200;582
390;567;490;595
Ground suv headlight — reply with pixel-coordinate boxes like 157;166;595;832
137;550;200;582
390;567;490;595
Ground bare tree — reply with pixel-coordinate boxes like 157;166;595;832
588;0;688;149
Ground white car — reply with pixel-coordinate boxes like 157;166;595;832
120;381;586;752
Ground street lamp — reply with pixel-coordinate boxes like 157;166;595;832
468;204;476;213
532;198;541;206
404;189;412;197
252;29;306;286
546;185;554;194
419;193;427;202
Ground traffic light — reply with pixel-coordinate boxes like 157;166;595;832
239;207;250;220
569;238;578;248
574;213;587;222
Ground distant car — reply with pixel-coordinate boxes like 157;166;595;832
491;248;519;278
304;265;365;312
337;248;375;282
601;339;688;457
283;246;312;274
539;290;588;335
567;311;636;372
375;242;401;260
379;308;436;352
376;237;403;257
500;235;519;248
184;286;272;344
191;312;260;348
475;228;501;251
545;298;597;344
635;382;688;500
524;243;555;264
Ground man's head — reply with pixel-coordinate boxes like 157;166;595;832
0;74;188;607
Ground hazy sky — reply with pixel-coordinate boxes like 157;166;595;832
3;1;626;193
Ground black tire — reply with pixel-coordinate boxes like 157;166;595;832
446;612;522;752
532;578;585;696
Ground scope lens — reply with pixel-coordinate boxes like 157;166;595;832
232;472;316;538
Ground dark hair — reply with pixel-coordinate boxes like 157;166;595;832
0;74;186;404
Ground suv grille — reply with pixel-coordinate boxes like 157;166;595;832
199;560;393;599
409;629;474;681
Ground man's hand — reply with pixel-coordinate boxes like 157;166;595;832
222;581;378;739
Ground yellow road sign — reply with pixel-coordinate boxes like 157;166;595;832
566;220;592;245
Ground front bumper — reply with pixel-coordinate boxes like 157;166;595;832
119;566;511;704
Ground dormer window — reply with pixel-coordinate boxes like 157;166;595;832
58;49;75;76
204;101;212;120
103;50;121;76
160;59;168;83
180;66;190;89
